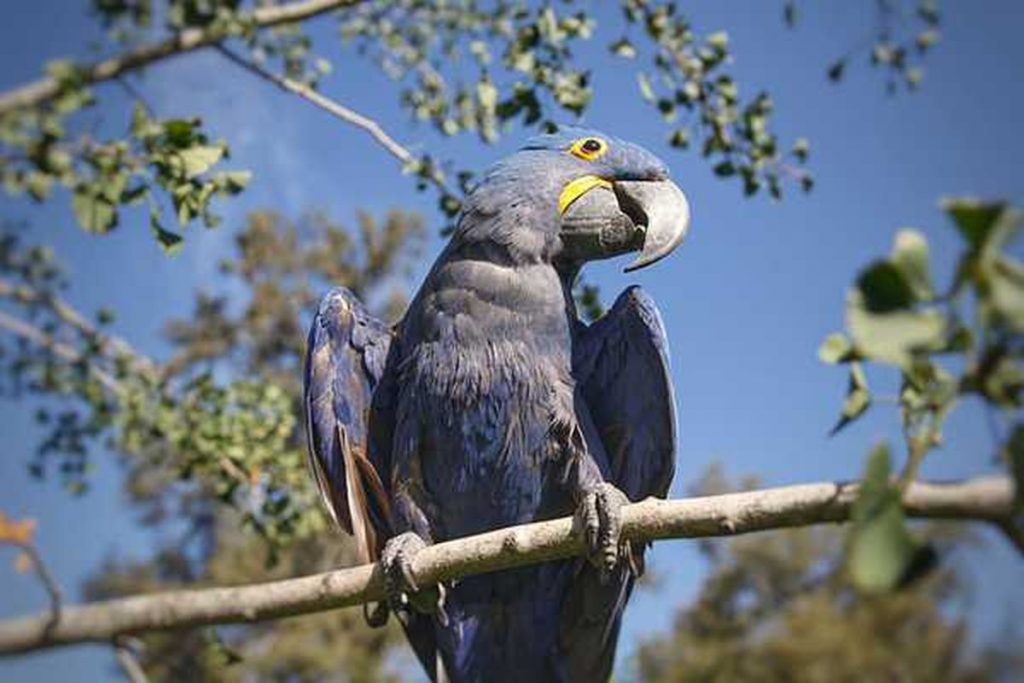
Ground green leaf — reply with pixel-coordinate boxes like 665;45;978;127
827;59;846;82
150;211;183;255
942;197;1007;252
872;43;896;65
163;119;199;148
96;308;116;325
45;59;74;81
990;258;1024;332
916;29;940;51
890;229;934;301
906;67;924;89
469;40;491;65
71;190;117;234
610;37;636;59
831;363;871;435
217;170;252;194
637;73;655;103
848;444;917;593
179;145;224;178
100;171;129;204
713;161;736;177
26;172;52;201
121;183;148;205
131;102;159;138
856;261;916;312
315;58;333;75
656;98;675;121
477;78;499;110
706;31;729;51
668;128;690;149
847;291;945;366
783;1;799;27
175;192;194;225
792;137;809;163
819;333;855;364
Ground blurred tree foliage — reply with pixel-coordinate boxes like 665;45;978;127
632;467;1024;683
85;512;402;681
1;208;423;679
820;200;1023;593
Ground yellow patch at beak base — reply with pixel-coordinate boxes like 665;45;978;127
558;175;613;215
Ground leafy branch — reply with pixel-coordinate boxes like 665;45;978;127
0;210;423;556
620;0;812;197
0;0;361;115
822;198;1024;590
0;1;359;245
785;0;942;92
0;0;821;251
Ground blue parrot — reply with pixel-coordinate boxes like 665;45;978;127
304;128;689;682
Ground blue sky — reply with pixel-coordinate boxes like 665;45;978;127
1;1;1022;680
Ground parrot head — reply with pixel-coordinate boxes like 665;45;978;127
458;127;690;273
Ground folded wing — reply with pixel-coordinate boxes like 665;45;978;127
304;287;393;562
560;286;678;680
574;284;677;503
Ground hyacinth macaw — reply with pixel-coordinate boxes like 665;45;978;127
304;128;689;682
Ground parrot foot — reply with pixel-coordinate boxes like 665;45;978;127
577;482;633;583
380;532;449;625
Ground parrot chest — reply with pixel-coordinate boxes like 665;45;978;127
395;260;580;538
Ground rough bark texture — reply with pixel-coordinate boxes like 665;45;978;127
0;476;1014;655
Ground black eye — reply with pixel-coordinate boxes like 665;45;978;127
581;138;603;153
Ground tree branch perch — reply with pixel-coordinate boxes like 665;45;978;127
0;476;1015;656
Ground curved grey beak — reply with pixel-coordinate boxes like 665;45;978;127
615;179;691;272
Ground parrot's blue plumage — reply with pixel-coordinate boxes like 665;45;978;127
305;128;683;682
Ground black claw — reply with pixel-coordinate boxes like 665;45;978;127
434;583;450;627
623;542;640;577
397;552;419;594
576;482;631;581
581;490;600;553
363;601;389;628
380;532;449;620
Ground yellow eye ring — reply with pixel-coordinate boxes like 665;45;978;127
569;137;608;161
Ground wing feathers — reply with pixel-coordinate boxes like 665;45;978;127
304;287;393;562
574;285;677;500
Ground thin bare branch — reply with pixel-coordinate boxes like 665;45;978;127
0;0;362;116
0;310;120;393
0;476;1014;656
0;518;63;641
19;544;63;639
217;45;411;163
215;45;457;199
0;276;154;377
